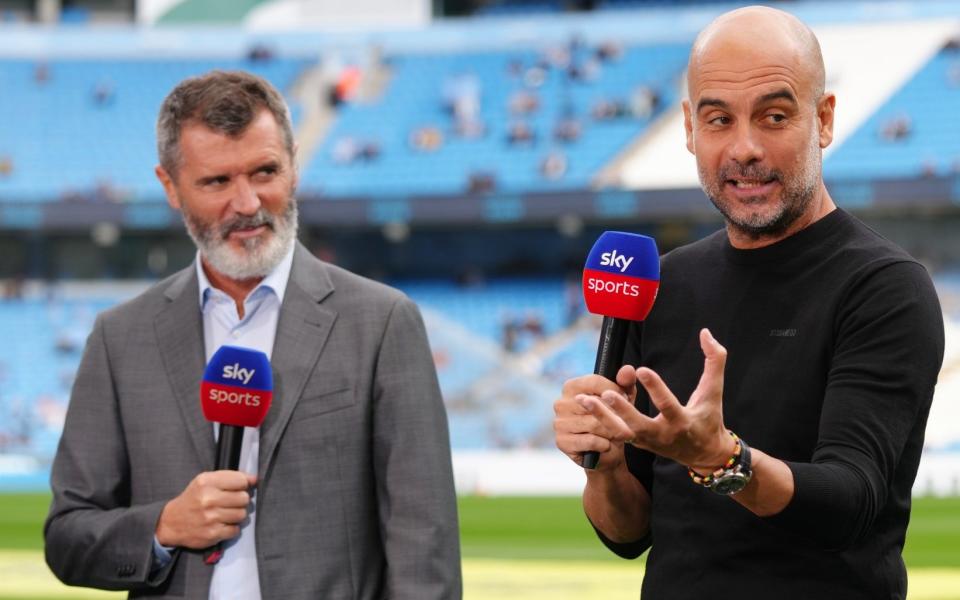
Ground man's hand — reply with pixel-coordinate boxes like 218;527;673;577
155;471;257;549
578;328;736;472
554;365;640;470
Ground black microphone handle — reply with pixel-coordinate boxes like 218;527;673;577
204;424;245;565
215;425;244;471
582;316;631;470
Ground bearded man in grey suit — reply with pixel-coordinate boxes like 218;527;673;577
44;70;462;599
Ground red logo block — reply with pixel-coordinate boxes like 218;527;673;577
582;268;659;321
200;381;272;428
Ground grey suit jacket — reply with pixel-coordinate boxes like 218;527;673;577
45;242;462;599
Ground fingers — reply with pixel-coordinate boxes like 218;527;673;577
636;367;684;421
207;470;256;491
696;328;727;402
553;411;616;456
156;471;255;549
614;365;639;398
576;392;641;443
559;374;632;414
555;430;613;456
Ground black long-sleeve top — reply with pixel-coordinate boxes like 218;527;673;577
599;209;944;600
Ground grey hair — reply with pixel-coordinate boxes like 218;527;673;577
156;70;295;178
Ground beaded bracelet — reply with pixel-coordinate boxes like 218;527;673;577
687;431;742;487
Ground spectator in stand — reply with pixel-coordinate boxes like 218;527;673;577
92;79;115;107
442;72;484;141
509;90;540;115
507;121;536;146
592;98;630;121
410;126;444;152
521;311;545;338
331;65;362;106
502;315;520;352
467;171;496;194
554;113;582;143
540;151;568;181
630;85;661;120
331;137;361;164
359;140;381;161
507;58;524;79
0;154;12;178
453;117;485;139
34;61;50;85
523;64;547;88
880;113;912;141
596;40;624;62
246;44;274;63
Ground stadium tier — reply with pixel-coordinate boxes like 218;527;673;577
0;280;578;477
826;45;960;181
303;42;688;196
2;30;959;205
2;273;958;489
0;57;309;201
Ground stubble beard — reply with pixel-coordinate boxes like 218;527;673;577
183;199;299;281
699;132;822;241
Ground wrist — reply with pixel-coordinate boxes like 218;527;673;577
689;430;738;475
154;501;179;547
687;431;753;495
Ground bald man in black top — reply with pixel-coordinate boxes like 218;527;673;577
553;7;943;599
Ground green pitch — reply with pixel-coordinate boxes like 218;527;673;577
2;494;958;599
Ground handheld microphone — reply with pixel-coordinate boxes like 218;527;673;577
581;231;659;470
199;345;273;565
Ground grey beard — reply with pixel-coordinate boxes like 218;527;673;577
700;133;822;240
184;201;298;281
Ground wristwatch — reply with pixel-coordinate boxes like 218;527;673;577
687;431;753;495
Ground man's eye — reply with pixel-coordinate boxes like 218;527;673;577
709;116;730;126
766;114;787;124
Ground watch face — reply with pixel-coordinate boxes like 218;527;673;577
711;472;749;495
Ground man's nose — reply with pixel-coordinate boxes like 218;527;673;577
726;122;765;166
230;176;261;215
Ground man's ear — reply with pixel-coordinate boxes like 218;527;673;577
817;92;836;149
155;165;181;211
682;99;695;155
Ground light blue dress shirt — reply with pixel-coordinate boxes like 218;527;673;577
153;244;294;600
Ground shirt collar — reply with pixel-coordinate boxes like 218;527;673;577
196;242;296;309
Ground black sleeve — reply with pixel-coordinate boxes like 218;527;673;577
592;320;655;559
763;261;944;550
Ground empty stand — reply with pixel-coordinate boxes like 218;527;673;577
827;47;960;180
0;57;309;201
301;42;689;196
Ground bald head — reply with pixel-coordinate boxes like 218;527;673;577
688;6;825;105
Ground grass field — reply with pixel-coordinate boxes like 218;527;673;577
2;494;958;599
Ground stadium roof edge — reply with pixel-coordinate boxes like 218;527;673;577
1;1;959;59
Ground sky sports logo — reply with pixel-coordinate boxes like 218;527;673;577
208;387;263;407
599;249;634;273
585;277;643;297
582;232;660;322
201;346;273;428
222;363;256;385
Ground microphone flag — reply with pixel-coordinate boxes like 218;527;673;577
200;345;273;428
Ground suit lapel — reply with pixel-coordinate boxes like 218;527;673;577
154;265;215;471
258;243;337;482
